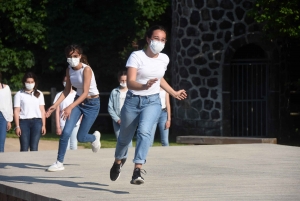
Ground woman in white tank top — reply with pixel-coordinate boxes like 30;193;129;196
45;44;101;172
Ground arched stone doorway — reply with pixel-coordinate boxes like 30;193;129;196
230;44;269;137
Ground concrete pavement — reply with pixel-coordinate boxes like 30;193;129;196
0;144;299;200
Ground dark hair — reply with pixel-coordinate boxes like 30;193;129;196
0;72;2;83
22;72;40;98
117;70;127;79
64;44;83;57
80;54;89;65
145;25;167;39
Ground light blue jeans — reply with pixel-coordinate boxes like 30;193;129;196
112;120;132;147
0;112;7;152
61;124;79;150
57;96;100;162
115;91;161;164
151;109;169;146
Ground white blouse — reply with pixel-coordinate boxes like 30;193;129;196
0;85;13;122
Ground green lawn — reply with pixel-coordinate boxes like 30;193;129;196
6;132;184;149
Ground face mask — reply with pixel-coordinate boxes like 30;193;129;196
67;58;80;67
25;83;35;90
120;82;127;88
63;82;66;87
149;40;165;54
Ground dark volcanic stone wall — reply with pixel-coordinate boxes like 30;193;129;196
170;0;283;137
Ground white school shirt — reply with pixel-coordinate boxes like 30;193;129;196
14;90;45;119
126;50;169;96
0;85;13;122
53;90;80;127
69;63;99;96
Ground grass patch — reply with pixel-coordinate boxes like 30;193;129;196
6;132;185;149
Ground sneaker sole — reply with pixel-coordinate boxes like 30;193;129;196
47;167;65;172
130;178;144;185
92;131;101;153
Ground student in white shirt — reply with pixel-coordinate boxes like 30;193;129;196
108;71;132;147
14;72;46;151
45;44;101;172
0;72;13;152
54;76;81;150
150;88;171;146
110;25;187;185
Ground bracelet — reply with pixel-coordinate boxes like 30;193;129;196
14;126;20;130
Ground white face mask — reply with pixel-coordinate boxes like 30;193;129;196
67;58;80;67
63;82;66;87
149;40;165;54
25;83;35;90
120;82;127;88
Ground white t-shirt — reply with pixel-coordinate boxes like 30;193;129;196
160;89;166;109
69;63;99;96
119;91;127;109
0;85;13;122
14;90;45;119
54;91;80;127
126;50;169;96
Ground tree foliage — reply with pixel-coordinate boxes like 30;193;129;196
0;0;47;89
249;0;300;38
0;0;170;91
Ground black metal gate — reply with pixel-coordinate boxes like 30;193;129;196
231;59;269;137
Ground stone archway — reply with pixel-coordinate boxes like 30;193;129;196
222;37;281;137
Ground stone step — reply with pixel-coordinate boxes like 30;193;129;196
176;136;277;145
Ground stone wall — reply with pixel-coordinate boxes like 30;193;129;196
170;0;284;137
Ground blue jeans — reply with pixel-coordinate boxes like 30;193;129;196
57;96;100;162
0;112;7;152
61;125;79;150
19;118;42;151
151;109;169;146
115;91;161;164
112;120;132;147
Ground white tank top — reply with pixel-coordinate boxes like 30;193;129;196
69;63;99;96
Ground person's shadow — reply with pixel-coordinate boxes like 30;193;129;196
0;162;129;194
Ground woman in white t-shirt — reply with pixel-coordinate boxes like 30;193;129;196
45;44;101;172
110;25;187;185
108;71;132;147
14;72;46;151
150;88;171;146
0;72;13;152
54;76;81;150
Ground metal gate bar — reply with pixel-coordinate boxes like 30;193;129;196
231;60;269;137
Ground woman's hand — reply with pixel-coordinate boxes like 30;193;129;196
61;106;73;120
144;78;158;90
6;122;11;131
56;127;62;135
45;105;56;118
15;127;21;137
165;120;171;129
173;90;187;100
117;119;121;125
41;126;46;135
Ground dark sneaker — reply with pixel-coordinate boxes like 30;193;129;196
130;168;147;185
110;158;127;181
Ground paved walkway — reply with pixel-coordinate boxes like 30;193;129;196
0;144;300;200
